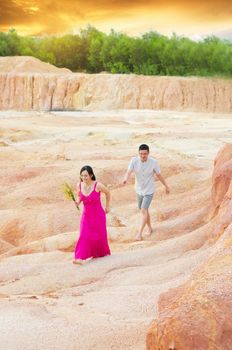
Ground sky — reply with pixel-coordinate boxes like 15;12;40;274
0;0;232;39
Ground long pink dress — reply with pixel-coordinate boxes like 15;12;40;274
74;181;111;260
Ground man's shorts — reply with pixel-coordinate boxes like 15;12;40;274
137;193;154;209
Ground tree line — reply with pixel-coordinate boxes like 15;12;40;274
0;27;232;77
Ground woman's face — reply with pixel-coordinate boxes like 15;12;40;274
80;170;92;183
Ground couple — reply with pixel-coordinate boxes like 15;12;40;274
73;144;170;264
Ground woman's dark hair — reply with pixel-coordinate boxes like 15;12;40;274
139;144;149;152
80;165;96;181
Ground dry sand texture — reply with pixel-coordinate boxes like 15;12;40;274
0;56;232;350
0;108;231;349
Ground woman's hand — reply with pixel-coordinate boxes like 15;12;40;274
75;200;80;209
105;205;110;214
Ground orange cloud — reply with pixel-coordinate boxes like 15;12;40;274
0;0;231;37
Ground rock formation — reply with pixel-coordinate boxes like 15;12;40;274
147;144;232;350
0;56;231;112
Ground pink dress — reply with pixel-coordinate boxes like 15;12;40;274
74;181;111;260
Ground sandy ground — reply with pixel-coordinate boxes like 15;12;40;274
0;109;231;349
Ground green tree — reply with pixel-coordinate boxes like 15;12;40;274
5;29;21;55
0;32;10;56
0;27;231;77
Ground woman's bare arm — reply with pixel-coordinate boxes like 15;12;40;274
96;182;110;213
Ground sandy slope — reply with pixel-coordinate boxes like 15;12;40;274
0;110;231;349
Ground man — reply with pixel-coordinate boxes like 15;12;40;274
122;144;170;241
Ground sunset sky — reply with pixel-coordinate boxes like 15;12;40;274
1;0;232;39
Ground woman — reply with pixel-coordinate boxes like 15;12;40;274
73;165;111;264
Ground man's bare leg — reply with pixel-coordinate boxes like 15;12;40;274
146;210;153;235
135;208;149;241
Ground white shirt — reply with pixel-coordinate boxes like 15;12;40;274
128;156;161;195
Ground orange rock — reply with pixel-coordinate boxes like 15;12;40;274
211;144;232;209
147;144;232;350
147;225;232;350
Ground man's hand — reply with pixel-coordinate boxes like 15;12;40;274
156;173;170;195
121;170;132;187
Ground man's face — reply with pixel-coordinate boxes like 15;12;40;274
139;150;149;162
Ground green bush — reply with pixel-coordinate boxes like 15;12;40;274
0;27;231;77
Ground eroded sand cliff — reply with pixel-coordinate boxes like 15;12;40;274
0;56;231;113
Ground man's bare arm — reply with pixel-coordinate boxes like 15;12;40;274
156;173;170;194
122;169;133;185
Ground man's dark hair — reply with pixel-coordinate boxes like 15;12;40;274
138;144;149;152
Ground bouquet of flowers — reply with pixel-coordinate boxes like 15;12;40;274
62;182;79;210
